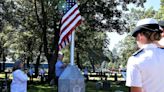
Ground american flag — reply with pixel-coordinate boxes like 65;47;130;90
58;0;82;50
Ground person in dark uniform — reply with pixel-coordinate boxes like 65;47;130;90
126;18;164;92
55;52;67;86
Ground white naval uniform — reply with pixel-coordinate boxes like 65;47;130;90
126;44;164;92
11;69;28;92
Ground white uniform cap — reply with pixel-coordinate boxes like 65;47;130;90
136;18;158;27
131;18;160;37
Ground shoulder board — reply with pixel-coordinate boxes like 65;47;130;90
132;49;143;56
159;47;164;49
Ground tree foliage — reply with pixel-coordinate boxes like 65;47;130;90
0;0;147;79
74;0;147;71
156;0;164;20
113;7;159;68
79;0;146;33
113;35;137;67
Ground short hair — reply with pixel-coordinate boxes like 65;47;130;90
58;51;64;57
13;60;23;71
58;51;64;56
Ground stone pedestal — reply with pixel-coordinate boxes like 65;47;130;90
58;65;85;92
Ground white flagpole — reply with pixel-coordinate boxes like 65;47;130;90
70;31;75;66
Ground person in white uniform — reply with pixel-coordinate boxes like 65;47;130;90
11;60;28;92
126;18;164;92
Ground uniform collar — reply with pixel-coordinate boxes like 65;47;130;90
141;43;157;49
133;44;157;56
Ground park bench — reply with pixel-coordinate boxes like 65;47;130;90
88;72;108;81
0;70;12;92
0;77;10;92
120;69;126;81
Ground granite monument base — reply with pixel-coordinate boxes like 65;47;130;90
58;65;85;92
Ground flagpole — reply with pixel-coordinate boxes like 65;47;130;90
70;31;75;66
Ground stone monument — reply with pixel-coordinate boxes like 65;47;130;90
58;65;85;92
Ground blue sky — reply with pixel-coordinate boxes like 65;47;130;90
108;0;160;50
144;0;160;10
128;0;160;10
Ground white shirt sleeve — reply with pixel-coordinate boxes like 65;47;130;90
13;70;28;82
126;57;142;87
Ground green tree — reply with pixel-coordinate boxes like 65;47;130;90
124;7;158;32
114;7;158;68
155;0;164;20
0;0;147;80
74;0;147;71
76;29;110;71
114;35;137;67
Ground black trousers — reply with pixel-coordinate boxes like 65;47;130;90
55;76;59;92
55;76;59;86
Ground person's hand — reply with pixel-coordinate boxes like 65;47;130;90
64;64;67;68
24;69;28;74
62;64;67;68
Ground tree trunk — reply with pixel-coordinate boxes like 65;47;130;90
48;19;60;82
34;44;42;77
35;55;40;77
35;0;53;81
34;0;60;82
48;54;55;81
26;57;30;68
0;44;2;60
76;52;82;70
2;48;6;71
26;39;32;68
90;58;95;72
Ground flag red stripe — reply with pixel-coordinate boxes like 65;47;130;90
58;2;82;50
60;13;81;35
61;7;79;24
60;8;80;35
59;20;81;47
59;15;81;44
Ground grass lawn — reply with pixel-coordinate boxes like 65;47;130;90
1;73;129;92
28;83;57;92
87;81;128;92
27;81;129;92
